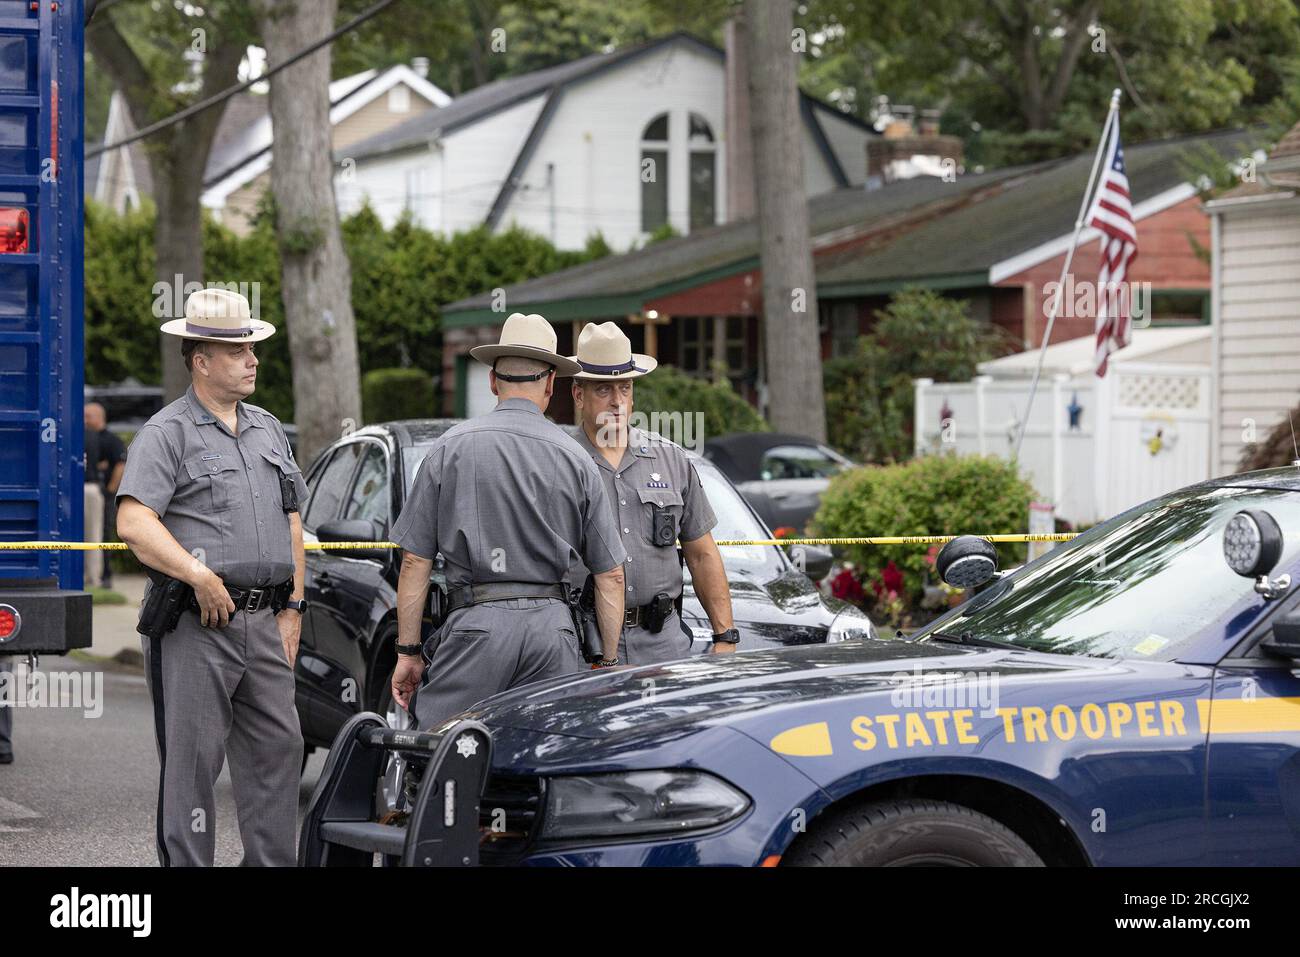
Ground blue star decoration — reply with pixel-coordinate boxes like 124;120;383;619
1067;392;1083;430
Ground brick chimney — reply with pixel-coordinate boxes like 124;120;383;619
724;14;755;221
866;105;963;187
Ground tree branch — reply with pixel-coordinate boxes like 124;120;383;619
1043;0;1103;118
84;13;160;132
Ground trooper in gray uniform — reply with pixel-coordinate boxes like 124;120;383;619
390;313;627;730
116;288;308;867
569;322;740;664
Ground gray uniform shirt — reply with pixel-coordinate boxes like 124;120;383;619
574;425;717;607
391;397;626;587
116;384;308;588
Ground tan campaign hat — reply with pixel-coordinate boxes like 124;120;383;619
569;321;658;380
470;312;582;377
160;288;275;343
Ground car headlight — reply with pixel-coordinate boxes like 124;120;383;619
827;613;875;643
540;770;750;841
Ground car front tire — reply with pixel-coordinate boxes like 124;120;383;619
783;798;1044;867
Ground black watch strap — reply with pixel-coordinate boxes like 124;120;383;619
395;641;423;657
712;628;740;644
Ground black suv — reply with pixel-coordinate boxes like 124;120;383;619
293;420;876;753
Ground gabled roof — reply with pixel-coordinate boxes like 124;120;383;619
202;64;451;206
1206;121;1300;207
344;31;874;164
441;165;1030;324
818;128;1251;292
442;128;1251;325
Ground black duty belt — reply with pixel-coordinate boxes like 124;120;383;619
193;580;294;615
625;594;680;629
445;582;569;614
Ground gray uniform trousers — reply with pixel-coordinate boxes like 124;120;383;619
140;594;303;867
618;608;694;666
413;597;584;730
0;658;12;757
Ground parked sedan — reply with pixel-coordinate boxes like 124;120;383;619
703;432;854;533
292;420;876;753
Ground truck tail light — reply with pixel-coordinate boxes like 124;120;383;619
0;604;19;643
0;208;28;253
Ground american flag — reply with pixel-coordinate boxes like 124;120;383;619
1085;110;1138;377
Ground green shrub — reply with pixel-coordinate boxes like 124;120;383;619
811;453;1035;610
362;367;436;424
632;364;768;439
822;286;1011;463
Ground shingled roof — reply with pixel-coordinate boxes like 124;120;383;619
344;32;873;164
443;128;1251;325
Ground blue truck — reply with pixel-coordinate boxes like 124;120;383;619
0;0;90;657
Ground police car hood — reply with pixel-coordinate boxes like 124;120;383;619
465;639;1118;743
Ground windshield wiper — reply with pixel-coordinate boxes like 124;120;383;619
927;631;1022;651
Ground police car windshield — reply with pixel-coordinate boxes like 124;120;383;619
693;461;786;580
916;486;1300;660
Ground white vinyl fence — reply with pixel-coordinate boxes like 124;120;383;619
914;363;1212;526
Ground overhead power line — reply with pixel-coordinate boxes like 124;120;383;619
87;0;400;160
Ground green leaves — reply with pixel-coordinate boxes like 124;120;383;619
84;201;611;423
632;365;769;439
812;454;1036;610
822;287;1010;463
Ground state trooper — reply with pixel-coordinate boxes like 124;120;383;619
390;313;627;730
569;322;739;664
116;288;308;867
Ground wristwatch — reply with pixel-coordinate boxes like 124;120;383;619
284;599;308;614
711;628;740;645
395;640;424;657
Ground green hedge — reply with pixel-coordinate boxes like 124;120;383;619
362;367;436;423
811;453;1035;609
84;200;611;424
631;364;769;440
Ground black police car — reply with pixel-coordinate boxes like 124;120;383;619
292;420;875;755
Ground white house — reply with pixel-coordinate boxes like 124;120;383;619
335;33;878;250
201;62;450;234
91;62;451;229
1205;121;1300;475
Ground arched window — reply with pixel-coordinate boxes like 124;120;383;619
688;113;716;229
640;113;669;232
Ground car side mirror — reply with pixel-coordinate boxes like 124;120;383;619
1263;609;1300;660
792;544;833;582
936;536;999;589
316;519;385;563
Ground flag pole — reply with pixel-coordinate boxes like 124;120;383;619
1012;88;1122;461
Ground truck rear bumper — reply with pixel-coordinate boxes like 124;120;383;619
0;578;92;655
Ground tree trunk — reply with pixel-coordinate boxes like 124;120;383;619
151;144;209;400
86;13;247;402
742;0;825;441
254;0;362;469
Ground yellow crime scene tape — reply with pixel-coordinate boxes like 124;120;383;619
0;533;1080;551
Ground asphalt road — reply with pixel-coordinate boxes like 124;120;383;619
0;652;326;866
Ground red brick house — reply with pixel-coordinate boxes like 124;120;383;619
442;129;1249;422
